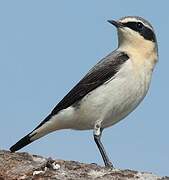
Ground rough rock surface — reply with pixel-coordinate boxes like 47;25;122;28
0;150;168;180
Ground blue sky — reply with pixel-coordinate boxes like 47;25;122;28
0;0;168;176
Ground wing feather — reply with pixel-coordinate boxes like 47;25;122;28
51;51;129;114
36;51;129;128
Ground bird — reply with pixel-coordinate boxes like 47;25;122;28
10;16;158;168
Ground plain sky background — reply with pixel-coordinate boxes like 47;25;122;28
0;0;168;176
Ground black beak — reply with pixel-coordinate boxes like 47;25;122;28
107;20;124;28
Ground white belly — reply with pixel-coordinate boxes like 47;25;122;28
62;62;152;130
70;78;145;130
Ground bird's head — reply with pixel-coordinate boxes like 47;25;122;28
108;16;158;63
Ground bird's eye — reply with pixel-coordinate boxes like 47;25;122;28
136;22;143;30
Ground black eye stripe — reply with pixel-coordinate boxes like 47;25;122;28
122;22;156;42
123;22;140;31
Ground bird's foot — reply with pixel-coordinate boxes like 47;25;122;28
105;161;114;169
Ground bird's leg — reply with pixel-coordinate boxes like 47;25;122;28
93;120;113;168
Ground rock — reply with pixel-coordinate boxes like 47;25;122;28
0;150;168;180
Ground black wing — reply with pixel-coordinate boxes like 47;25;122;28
51;51;129;114
36;51;129;128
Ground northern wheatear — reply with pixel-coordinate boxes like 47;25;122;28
10;16;158;167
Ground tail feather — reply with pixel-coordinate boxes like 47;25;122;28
10;133;33;152
10;114;53;152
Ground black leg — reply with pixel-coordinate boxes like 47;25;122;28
93;124;113;168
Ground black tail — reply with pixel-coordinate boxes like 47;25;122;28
10;115;52;152
10;133;33;152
